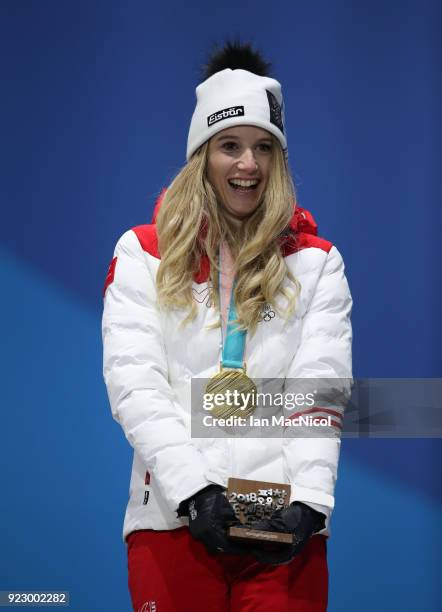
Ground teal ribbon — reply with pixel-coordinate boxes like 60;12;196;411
219;249;246;370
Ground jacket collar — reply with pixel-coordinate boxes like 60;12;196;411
151;188;318;237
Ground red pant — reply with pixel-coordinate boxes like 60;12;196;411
127;528;328;611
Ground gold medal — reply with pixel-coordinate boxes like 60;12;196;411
205;363;257;419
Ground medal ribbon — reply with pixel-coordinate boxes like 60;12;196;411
219;246;246;370
205;246;256;419
222;282;246;369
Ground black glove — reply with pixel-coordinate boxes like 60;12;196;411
177;485;248;555
248;502;326;565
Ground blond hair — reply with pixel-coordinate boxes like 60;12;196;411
155;135;300;335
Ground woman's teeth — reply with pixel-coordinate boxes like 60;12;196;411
228;179;259;191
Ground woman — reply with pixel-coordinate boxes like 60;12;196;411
102;40;352;612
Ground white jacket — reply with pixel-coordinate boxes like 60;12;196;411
102;195;353;542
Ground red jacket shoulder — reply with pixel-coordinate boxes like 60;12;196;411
131;224;160;259
281;206;333;255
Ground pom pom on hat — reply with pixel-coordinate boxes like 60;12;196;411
201;38;272;79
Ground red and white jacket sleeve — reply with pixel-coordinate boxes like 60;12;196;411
102;230;223;511
282;245;353;523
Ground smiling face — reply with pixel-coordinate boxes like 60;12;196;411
206;125;274;222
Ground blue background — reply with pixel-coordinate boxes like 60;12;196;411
1;0;441;610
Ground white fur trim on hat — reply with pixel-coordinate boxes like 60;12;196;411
186;68;287;161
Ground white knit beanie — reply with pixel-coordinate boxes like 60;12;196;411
186;68;287;161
